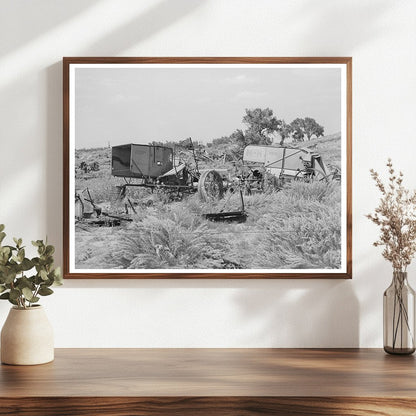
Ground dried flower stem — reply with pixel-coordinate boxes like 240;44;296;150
367;159;416;272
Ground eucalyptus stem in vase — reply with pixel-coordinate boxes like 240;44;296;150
0;224;62;365
367;159;416;354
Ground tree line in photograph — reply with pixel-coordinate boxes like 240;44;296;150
150;107;325;163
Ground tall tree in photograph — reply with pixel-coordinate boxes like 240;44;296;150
242;108;280;146
290;118;306;142
290;117;325;141
303;117;324;140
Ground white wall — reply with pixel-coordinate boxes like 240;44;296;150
0;0;415;347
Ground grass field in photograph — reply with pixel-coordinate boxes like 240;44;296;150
74;134;342;270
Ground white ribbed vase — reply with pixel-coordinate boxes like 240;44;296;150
1;305;54;365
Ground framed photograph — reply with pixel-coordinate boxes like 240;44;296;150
63;57;352;279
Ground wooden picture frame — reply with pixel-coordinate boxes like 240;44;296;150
63;57;352;279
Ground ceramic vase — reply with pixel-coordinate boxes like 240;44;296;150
1;305;54;365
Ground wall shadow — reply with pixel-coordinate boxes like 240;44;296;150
0;0;100;57
232;279;359;347
46;62;63;263
58;277;360;348
289;0;393;52
81;0;206;56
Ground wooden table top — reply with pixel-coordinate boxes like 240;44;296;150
1;348;415;398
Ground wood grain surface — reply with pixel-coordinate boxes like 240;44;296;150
1;397;416;416
0;349;415;415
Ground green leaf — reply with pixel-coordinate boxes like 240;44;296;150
3;245;17;251
0;232;6;245
8;297;18;306
13;237;22;248
52;267;63;285
22;287;35;301
17;248;25;263
38;287;53;296
0;292;17;306
0;292;9;300
39;269;48;281
45;245;55;256
20;258;33;271
3;271;16;284
17;276;35;290
9;288;21;301
34;274;43;285
32;240;43;247
0;224;4;232
19;288;40;304
31;257;40;266
42;256;54;266
0;246;10;255
0;285;6;293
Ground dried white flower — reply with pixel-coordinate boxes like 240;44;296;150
367;159;416;272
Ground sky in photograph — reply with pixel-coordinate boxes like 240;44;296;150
74;66;341;148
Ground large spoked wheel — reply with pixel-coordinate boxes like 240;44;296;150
294;168;327;183
198;170;224;201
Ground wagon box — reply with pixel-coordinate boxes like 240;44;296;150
111;144;173;179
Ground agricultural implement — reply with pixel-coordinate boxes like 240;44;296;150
240;144;339;193
75;188;133;228
111;139;246;222
75;141;337;227
111;139;227;202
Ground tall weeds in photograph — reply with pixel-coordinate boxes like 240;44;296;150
111;207;229;269
253;181;341;269
367;159;416;354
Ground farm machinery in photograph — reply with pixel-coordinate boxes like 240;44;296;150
240;144;340;194
111;138;226;203
75;138;245;225
109;138;245;222
75;138;340;226
110;139;338;201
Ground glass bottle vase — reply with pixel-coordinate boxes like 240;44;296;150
383;271;416;355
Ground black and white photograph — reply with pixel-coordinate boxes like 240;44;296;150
64;58;351;278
